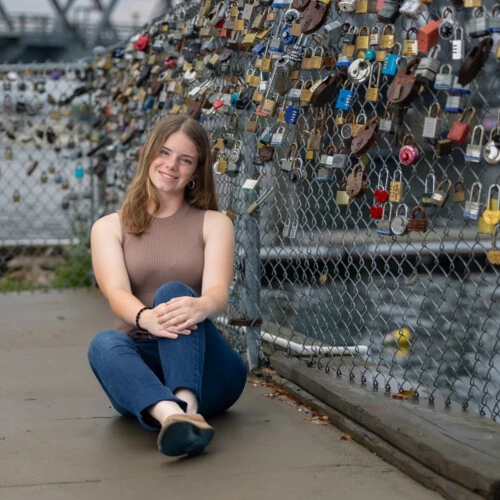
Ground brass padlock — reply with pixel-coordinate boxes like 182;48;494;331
430;179;452;207
389;168;403;202
453;180;466;203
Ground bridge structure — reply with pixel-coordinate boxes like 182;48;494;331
0;0;171;62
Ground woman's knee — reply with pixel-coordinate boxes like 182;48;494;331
87;329;130;367
153;282;197;305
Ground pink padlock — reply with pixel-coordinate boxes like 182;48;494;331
399;134;420;166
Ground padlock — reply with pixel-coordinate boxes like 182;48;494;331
346;163;367;198
484;127;500;165
343;25;358;46
399;134;420;166
336;179;351;205
374;168;390;205
370;26;381;46
356;0;377;14
415;45;441;82
40;171;48;184
379;102;394;134
452;26;465;61
365;62;381;102
453;180;466;203
352;113;367;138
422;103;442;140
377;0;402;23
335;81;354;111
321;21;344;46
447;106;476;144
444;95;465;114
340;113;355;141
12;189;21;203
438;6;457;40
464;181;482;220
430;179;452;207
489;4;500;33
389;169;404;202
4;146;13;160
271;126;286;147
464;125;485;162
467;6;489;38
280;143;298;172
379;24;396;49
339;0;357;13
407;206;427;233
284;103;300;125
229;140;244;163
307;127;323;151
319;145;338;168
377;202;394;236
382;43;403;76
391;203;409;235
487;226;500;266
482;185;500;225
434;64;453;90
451;76;471;95
399;0;426;20
417;19;441;53
289;158;305;185
403;27;419;57
356;26;370;50
422;173;436;206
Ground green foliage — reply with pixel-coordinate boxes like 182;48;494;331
53;244;93;288
0;276;38;292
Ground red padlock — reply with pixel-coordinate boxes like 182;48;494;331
417;19;441;53
374;189;389;203
447;107;476;144
370;204;384;219
165;56;178;69
135;34;149;51
399;134;420;166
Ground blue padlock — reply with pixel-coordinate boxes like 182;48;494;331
280;25;298;45
284;104;300;124
75;165;84;179
252;43;267;55
335;84;354;111
143;96;155;111
382;53;400;76
365;48;376;61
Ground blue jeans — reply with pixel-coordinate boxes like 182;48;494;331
88;282;247;431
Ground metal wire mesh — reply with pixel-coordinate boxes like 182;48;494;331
2;0;499;421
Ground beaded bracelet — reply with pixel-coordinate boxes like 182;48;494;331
135;306;152;331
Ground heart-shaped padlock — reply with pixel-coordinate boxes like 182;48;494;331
374;189;389;204
399;134;420;166
369;205;384;219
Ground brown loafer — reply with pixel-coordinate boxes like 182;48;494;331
157;413;214;457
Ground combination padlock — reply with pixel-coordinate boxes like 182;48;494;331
288;158;305;184
399;134;420;166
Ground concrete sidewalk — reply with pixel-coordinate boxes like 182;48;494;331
0;289;439;500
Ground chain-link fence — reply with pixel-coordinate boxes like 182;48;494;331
2;0;499;421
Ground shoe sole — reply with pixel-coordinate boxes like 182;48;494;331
158;420;214;457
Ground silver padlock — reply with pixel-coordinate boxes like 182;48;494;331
467;7;490;38
451;76;471;95
321;21;344;46
415;45;441;83
452;26;465;60
444;94;465;114
370;26;380;46
280;144;298;172
379;103;394;134
391;203;409;235
339;0;356;13
484;127;500;165
434;64;453;90
464;125;484;163
229;140;243;163
377;203;393;236
271;126;286;147
399;0;426;20
347;59;372;84
422;102;442;140
288;158;305;184
464;181;482;220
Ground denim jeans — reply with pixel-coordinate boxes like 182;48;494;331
88;282;247;431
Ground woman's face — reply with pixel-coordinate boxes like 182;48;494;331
148;131;199;196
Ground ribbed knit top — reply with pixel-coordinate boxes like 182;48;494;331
116;202;206;335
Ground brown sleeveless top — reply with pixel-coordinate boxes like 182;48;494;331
116;202;206;335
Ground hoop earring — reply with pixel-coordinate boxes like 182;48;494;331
187;180;196;189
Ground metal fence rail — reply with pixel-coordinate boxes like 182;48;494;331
1;0;499;420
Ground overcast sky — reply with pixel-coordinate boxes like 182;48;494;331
2;0;161;24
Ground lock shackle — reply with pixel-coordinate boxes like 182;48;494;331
470;125;485;145
459;106;476;125
390;42;402;55
428;102;441;118
488;126;500;142
425;172;436;192
323;144;338;155
472;6;486;18
437;178;452;193
493;224;500;248
285;142;299;161
392;168;403;182
487;184;500;209
356;112;367;124
441;5;456;20
454;180;465;193
382;101;393;120
469;181;489;201
402;134;415;146
382;24;395;35
405;27;418;40
382;201;393;219
344;112;355;124
493;4;500;16
453;25;463;40
438;63;452;75
412;205;425;219
369;62;381;87
395;203;409;217
358;25;369;36
377;167;389;189
428;44;441;59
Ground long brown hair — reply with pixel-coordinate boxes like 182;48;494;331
120;115;217;235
